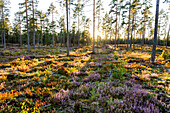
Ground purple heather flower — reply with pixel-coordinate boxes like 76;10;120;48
4;59;8;62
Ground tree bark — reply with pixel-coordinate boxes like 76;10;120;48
117;7;121;48
115;6;117;49
32;0;35;49
19;14;22;47
60;30;62;47
151;0;160;63
73;31;75;47
130;14;134;48
93;0;95;53
41;21;43;46
157;26;160;45
127;0;131;51
78;12;80;47
1;10;3;46
66;0;69;56
166;24;170;48
2;5;6;49
69;0;71;48
26;0;30;51
36;17;39;47
133;12;136;49
97;1;100;48
52;9;54;47
142;16;146;47
63;29;65;46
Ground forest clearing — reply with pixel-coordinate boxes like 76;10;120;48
0;0;170;112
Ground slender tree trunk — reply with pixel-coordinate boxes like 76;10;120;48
142;16;146;47
166;24;170;48
133;13;136;49
41;21;43;46
60;30;62;47
117;8;121;48
52;10;54;47
25;0;30;51
127;0;131;51
19;21;22;47
93;0;95;53
1;11;3;45
37;31;39;47
157;26;160;45
78;13;80;47
19;14;22;47
163;29;166;47
2;5;6;49
130;14;134;48
115;6;117;49
97;2;100;47
69;0;71;48
32;0;35;49
97;17;99;47
110;30;112;44
63;29;66;47
36;17;39;47
66;0;69;56
73;31;75;47
151;0;160;63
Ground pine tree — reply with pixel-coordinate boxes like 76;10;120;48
151;0;160;63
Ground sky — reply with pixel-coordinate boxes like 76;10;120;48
9;0;169;38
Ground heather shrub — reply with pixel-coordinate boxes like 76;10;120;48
83;72;101;82
66;82;166;113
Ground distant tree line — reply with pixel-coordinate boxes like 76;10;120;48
0;0;169;61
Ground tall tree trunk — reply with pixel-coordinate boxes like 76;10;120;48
73;31;75;47
37;31;39;47
97;16;99;47
2;5;6;49
78;12;80;47
163;28;166;47
93;0;95;53
110;30;112;44
52;10;54;47
66;0;69;56
36;18;39;47
32;0;35;49
142;16;146;47
115;6;117;49
166;24;170;48
63;29;66;47
41;21;43;46
157;26;160;45
117;7;121;48
26;0;30;51
97;1;100;47
127;0;131;51
19;22;22;47
130;14;134;48
1;11;3;45
60;30;62;47
19;14;22;47
69;0;71;48
151;0;160;63
133;12;136;49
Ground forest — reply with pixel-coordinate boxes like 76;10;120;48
0;0;170;112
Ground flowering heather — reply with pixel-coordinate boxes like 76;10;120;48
62;82;167;113
83;72;101;82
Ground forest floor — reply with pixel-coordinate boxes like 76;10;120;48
0;44;170;113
